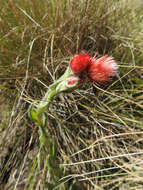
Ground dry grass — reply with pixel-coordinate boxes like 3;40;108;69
0;0;143;189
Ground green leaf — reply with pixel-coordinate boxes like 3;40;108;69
29;105;47;127
29;105;38;122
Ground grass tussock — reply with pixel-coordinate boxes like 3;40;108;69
0;0;143;189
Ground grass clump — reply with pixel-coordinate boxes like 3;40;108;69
0;0;143;189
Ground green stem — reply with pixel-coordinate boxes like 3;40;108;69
37;66;73;114
29;66;74;127
30;83;60;127
36;84;59;117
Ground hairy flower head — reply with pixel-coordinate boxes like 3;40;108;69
88;56;118;82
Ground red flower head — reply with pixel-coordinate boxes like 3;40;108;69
88;56;118;82
70;52;92;74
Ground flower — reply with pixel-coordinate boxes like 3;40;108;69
70;52;92;74
88;56;118;82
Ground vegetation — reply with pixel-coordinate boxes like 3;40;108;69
0;0;143;189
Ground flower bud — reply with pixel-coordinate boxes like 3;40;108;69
67;76;79;85
70;52;92;74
